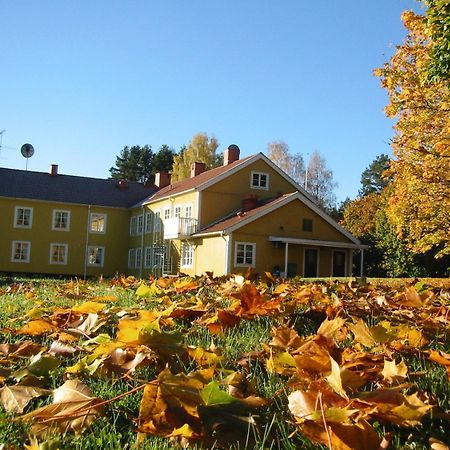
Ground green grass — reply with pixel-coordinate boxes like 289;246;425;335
0;277;449;449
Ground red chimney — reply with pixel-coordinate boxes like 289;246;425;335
190;161;206;178
155;172;171;188
50;164;58;176
241;194;259;212
223;144;240;166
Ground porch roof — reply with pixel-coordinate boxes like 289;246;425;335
268;236;369;250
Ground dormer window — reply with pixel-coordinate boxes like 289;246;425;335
251;171;269;190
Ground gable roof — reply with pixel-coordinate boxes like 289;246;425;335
0;167;154;208
138;154;256;205
195;191;361;246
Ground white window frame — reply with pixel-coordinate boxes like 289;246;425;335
180;242;194;268
145;212;153;234
49;243;68;265
135;248;142;269
184;204;193;218
87;246;105;267
14;206;33;229
137;214;144;234
144;246;153;268
235;242;256;267
250;171;269;190
128;248;136;269
52;210;71;231
154;211;161;232
11;241;31;263
174;205;182;218
130;216;137;235
90;213;107;234
164;207;171;220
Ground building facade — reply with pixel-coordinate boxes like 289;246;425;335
0;146;365;278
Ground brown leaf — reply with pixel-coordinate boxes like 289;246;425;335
0;385;50;413
19;379;102;437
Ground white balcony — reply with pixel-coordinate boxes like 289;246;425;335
163;217;198;240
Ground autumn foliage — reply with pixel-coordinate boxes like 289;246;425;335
374;10;450;257
0;274;449;449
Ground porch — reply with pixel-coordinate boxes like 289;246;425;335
268;236;368;278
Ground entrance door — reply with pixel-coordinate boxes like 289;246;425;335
304;249;318;277
332;251;346;277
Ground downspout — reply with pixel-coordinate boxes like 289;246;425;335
83;205;91;280
284;242;289;278
222;231;230;275
140;206;145;278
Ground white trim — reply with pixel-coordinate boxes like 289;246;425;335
89;213;107;234
303;247;319;277
141;155;257;205
49;243;68;265
163;207;171;220
13;206;33;229
52;209;71;231
135;247;142;269
234;241;256;268
196;191;201;226
130;215;137;235
145;211;153;234
180;241;194;268
194;192;362;246
11;240;31;263
87;246;105;267
174;205;182;218
224;234;231;275
184;203;193;219
136;214;144;234
269;236;368;250
198;154;258;192
250;171;269;190
154;210;162;232
128;248;135;269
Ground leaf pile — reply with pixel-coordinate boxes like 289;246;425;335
0;274;449;449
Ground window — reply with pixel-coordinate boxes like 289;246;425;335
11;241;31;263
130;216;137;235
145;212;153;233
302;218;313;232
128;249;136;269
137;214;144;234
184;205;192;218
181;242;194;268
90;213;107;233
144;246;161;269
154;211;161;232
50;243;68;265
87;246;104;266
174;206;182;218
164;208;171;220
52;210;70;231
135;248;142;269
251;172;269;190
14;207;33;228
235;242;255;267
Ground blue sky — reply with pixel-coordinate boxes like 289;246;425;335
1;1;422;201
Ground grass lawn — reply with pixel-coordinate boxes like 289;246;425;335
0;274;449;449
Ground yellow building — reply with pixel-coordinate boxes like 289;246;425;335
0;146;365;278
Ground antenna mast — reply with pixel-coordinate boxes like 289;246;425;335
0;130;5;157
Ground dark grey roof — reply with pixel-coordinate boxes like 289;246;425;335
0;168;155;208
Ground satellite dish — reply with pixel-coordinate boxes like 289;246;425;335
21;143;35;158
21;143;35;170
